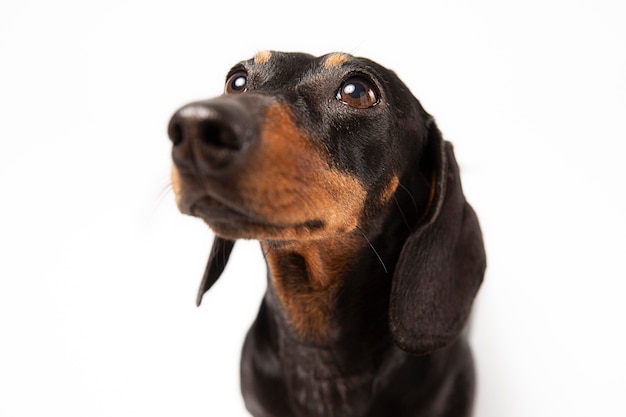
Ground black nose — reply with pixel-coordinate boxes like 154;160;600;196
168;97;258;174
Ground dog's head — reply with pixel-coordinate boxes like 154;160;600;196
168;51;485;354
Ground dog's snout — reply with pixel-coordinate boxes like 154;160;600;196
168;99;257;174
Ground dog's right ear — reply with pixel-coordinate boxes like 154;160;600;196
388;119;486;355
196;236;236;306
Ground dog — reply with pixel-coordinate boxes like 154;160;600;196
168;51;486;417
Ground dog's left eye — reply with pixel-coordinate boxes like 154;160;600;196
225;71;248;94
337;77;379;109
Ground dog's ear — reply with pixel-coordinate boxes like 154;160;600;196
196;236;236;306
389;120;486;355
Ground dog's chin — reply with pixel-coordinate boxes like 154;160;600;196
189;195;326;242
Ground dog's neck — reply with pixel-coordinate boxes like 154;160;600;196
261;233;367;342
260;232;397;383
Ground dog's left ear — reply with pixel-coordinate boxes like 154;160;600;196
389;120;486;355
196;236;236;306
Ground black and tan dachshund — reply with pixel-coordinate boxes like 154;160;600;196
168;51;486;417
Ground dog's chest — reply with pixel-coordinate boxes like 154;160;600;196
284;364;374;417
276;337;379;417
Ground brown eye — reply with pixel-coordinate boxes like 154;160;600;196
225;71;248;94
337;77;378;108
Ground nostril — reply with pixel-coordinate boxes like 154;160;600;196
169;100;256;174
168;118;184;146
198;120;240;150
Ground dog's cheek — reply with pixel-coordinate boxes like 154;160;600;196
313;169;367;234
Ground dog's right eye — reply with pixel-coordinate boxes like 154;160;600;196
225;71;248;94
337;77;379;109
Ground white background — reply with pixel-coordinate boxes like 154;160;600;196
1;0;625;416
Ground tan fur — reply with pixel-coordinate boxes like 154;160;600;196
254;50;272;64
263;234;363;340
324;53;350;69
381;175;400;204
234;103;367;240
171;165;183;208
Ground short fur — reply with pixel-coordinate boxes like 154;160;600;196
168;51;486;417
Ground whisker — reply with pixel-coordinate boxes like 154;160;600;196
157;181;174;206
356;226;388;274
393;195;412;233
145;179;176;223
262;246;273;260
396;181;419;215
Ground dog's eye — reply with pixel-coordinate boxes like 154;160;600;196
225;71;248;94
337;77;378;108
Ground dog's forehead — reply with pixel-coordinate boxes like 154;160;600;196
250;50;317;67
230;51;389;86
249;50;355;70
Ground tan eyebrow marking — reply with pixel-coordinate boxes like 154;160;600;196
254;50;272;64
324;53;350;69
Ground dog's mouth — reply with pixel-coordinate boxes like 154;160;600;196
186;193;326;241
189;194;252;223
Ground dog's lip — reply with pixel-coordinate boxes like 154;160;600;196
189;194;259;223
186;193;326;236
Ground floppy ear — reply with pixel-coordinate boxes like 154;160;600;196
196;236;236;306
389;120;486;355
